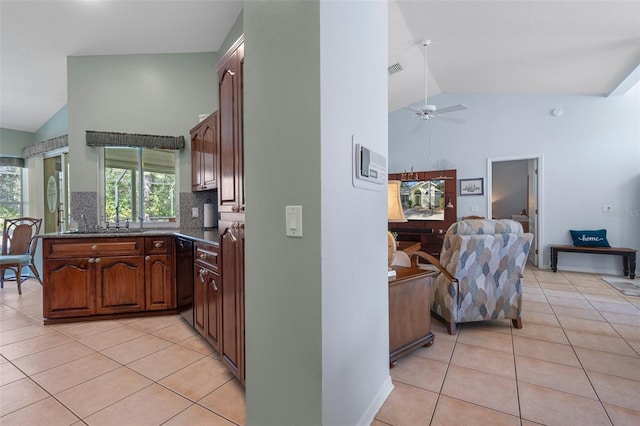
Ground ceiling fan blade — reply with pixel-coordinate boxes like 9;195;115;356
404;106;424;114
390;115;420;122
435;104;468;115
436;115;465;124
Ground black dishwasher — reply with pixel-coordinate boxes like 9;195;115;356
175;237;194;326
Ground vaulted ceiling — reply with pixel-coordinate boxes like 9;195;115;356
1;1;639;133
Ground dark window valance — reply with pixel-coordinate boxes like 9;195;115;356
0;157;25;167
86;131;185;150
22;134;68;158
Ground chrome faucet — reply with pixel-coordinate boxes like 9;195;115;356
115;204;120;227
80;214;88;232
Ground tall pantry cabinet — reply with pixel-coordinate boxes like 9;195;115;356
217;36;245;384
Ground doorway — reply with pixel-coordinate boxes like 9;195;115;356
487;155;543;267
43;151;69;233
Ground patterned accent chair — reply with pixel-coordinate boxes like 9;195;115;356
410;219;533;334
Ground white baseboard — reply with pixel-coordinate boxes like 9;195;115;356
548;265;623;277
356;375;394;426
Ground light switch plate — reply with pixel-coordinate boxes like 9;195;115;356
192;207;199;217
286;205;303;238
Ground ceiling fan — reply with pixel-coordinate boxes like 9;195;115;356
406;40;468;123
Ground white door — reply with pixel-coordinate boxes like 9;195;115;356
487;155;543;268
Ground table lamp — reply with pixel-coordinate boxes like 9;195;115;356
388;180;407;276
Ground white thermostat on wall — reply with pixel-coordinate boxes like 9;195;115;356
353;139;387;191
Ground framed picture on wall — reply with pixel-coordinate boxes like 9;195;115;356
459;178;484;196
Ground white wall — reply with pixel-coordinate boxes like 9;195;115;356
244;1;390;424
389;86;640;274
67;52;218;195
320;2;390;425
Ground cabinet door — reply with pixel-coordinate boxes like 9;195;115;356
145;254;175;311
205;269;221;352
217;45;243;213
193;263;207;336
43;258;95;318
96;256;145;314
220;221;245;383
191;130;202;191
202;114;217;190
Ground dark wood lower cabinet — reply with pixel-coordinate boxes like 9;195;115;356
145;254;175;311
42;237;175;321
205;269;221;351
95;256;145;315
219;220;245;384
44;258;95;318
193;242;222;353
193;263;207;336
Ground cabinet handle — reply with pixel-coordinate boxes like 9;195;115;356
91;245;98;251
231;222;239;230
95;257;101;263
199;268;206;283
199;253;207;260
88;258;95;264
232;205;240;213
154;242;164;249
211;279;218;291
145;256;151;261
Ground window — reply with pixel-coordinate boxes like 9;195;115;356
102;147;177;225
0;166;25;219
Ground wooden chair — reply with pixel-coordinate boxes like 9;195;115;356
0;217;43;295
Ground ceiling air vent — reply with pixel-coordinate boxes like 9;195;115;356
388;63;403;75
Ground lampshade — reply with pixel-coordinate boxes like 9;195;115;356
387;180;407;222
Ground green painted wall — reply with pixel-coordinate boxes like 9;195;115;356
34;105;68;143
219;9;244;57
244;1;390;424
67;52;218;194
0;128;34;156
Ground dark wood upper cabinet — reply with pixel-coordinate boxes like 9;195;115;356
191;112;217;192
217;39;244;213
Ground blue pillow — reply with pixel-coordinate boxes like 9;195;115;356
569;229;611;247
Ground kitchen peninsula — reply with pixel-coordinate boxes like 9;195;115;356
41;229;218;323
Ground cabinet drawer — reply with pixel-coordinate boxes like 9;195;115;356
45;238;143;258
194;242;219;271
144;236;172;255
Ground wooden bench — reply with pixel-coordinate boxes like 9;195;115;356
550;245;637;279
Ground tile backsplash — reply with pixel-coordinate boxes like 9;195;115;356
70;190;217;230
70;191;98;228
179;190;218;229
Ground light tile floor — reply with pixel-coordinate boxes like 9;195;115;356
1;279;245;426
1;268;639;425
374;268;640;426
